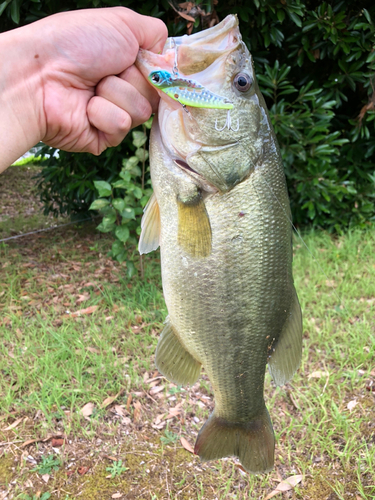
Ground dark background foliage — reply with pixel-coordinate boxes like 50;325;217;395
1;0;374;239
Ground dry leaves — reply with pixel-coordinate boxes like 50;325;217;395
100;389;125;409
3;417;24;431
347;399;358;411
80;402;94;418
69;305;98;317
133;401;142;422
180;436;194;454
264;475;303;499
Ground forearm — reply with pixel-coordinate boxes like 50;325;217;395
0;26;45;173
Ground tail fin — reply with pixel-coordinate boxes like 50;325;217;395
194;406;274;474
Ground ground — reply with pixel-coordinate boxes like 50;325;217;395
0;165;374;499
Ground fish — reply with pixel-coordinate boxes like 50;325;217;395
135;14;302;474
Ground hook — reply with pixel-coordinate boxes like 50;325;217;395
214;110;240;132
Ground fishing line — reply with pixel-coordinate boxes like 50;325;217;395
258;173;346;312
0;216;98;243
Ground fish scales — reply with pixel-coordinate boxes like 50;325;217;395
136;14;302;474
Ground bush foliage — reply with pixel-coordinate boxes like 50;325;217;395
1;1;374;245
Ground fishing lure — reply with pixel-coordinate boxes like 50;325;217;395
148;70;233;110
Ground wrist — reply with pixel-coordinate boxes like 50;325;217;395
0;26;46;172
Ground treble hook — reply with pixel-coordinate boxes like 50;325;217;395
214;110;240;132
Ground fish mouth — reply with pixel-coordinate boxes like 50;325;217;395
135;15;241;95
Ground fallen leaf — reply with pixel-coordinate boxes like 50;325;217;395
77;466;90;475
113;405;127;418
103;454;117;461
126;394;132;412
235;464;248;476
180;436;194;454
100;389;125;409
347;400;358;411
112;494;123;499
150;385;165;396
41;474;50;483
308;370;329;379
149;380;160;388
4;417;24;431
70;305;98;317
264;475;303;500
133;401;142;422
51;438;65;447
80;403;94;417
21;433;64;448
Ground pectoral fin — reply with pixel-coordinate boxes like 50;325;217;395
268;289;303;386
138;193;160;255
155;319;201;385
177;197;212;258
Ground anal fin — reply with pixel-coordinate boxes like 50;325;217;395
138;192;160;255
155;319;201;385
268;288;303;386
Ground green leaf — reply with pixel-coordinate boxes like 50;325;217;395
112;180;128;189
115;225;130;243
115;250;128;263
133;186;143;199
136;148;149;162
96;221;115;233
93;180;112;197
123;157;139;170
112;198;126;211
277;9;285;22
120;207;136;220
102;211;116;227
111;240;124;256
89;199;110;211
0;1;10;17
132;131;147;148
10;0;20;24
119;170;132;182
362;8;372;24
288;11;302;27
144;117;153;129
126;260;137;278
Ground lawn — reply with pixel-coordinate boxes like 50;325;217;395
0;165;374;499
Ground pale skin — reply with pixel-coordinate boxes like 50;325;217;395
0;7;168;173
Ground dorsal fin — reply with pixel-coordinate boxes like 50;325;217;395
138;192;161;255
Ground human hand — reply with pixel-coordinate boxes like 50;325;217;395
0;7;167;166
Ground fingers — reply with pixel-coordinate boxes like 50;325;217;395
95;74;154;128
87;95;132;148
119;65;160;114
120;8;168;53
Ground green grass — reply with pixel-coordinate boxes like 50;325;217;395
0;204;374;498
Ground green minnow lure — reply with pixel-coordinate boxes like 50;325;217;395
148;70;233;110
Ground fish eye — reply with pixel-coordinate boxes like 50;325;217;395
151;72;161;84
233;73;252;92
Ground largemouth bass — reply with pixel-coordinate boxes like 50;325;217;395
136;15;302;474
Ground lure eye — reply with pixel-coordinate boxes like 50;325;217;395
151;72;161;84
233;73;252;92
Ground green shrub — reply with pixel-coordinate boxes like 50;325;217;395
1;0;374;239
